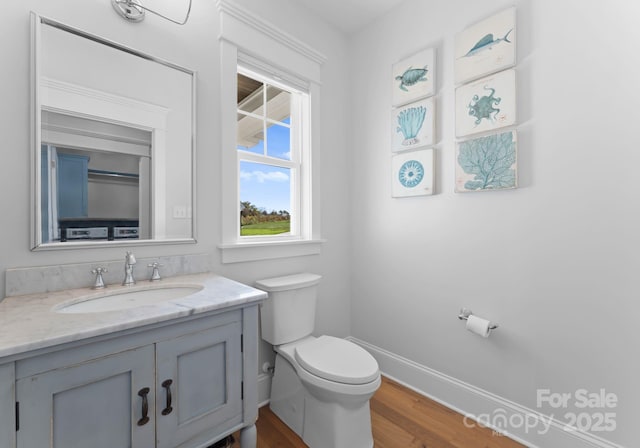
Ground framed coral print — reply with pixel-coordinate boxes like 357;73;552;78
392;48;436;107
455;69;516;138
391;149;434;198
455;130;517;192
391;97;435;152
455;7;516;85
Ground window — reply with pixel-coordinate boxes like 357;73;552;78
217;1;326;262
236;69;307;240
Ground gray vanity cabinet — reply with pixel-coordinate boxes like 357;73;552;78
11;307;255;448
0;363;15;448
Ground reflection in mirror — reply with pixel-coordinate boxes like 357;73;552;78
32;14;196;249
41;111;152;243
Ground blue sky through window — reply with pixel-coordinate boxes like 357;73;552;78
240;161;291;213
266;118;291;160
238;115;292;213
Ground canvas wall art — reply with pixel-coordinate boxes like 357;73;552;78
391;97;435;152
455;7;516;85
392;48;436;106
455;69;516;138
455;130;517;193
391;149;434;198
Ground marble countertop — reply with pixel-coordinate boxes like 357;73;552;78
0;273;267;360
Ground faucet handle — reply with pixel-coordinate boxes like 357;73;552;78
148;262;163;281
126;251;137;265
91;267;108;289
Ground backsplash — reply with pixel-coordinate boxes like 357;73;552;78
5;253;212;297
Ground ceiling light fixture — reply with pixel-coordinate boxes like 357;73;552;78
111;0;193;25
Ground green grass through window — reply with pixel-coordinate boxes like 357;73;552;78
240;221;290;236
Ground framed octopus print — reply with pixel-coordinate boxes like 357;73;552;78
392;48;436;107
391;149;434;198
391;97;435;152
455;7;516;85
455;68;516;138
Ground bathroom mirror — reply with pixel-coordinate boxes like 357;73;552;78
31;14;196;250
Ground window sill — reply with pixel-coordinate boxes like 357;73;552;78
218;239;325;263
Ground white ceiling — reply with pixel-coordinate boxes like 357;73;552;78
295;0;407;34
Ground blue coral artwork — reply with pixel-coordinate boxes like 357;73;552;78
391;149;434;198
455;7;516;85
455;130;517;193
392;48;436;107
391;97;435;152
455;69;516;138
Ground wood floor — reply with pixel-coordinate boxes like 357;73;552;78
231;376;526;448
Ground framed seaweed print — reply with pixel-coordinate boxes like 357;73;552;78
455;7;516;85
391;149;434;198
391;97;435;152
455;130;517;193
392;48;436;107
455;69;516;138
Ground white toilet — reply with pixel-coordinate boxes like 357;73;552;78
255;273;381;448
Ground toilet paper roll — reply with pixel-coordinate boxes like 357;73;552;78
466;315;492;338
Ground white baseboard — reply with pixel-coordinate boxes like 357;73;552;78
257;372;272;407
347;337;624;448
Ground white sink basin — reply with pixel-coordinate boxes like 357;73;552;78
54;285;204;313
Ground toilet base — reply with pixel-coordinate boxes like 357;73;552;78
269;352;375;448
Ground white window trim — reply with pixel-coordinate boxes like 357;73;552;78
217;0;326;263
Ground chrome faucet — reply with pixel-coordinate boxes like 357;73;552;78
122;251;137;285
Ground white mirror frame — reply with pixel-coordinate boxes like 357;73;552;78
30;13;197;250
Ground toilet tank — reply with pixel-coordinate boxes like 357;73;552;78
255;273;322;345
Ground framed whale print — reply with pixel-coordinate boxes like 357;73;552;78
455;7;516;85
392;48;436;107
455;130;517;193
455;69;516;138
391;97;435;152
391;149;434;198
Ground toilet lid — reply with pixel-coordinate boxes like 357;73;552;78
294;336;379;385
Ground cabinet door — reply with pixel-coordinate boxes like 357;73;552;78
155;321;243;448
0;363;15;448
16;345;155;448
57;152;88;218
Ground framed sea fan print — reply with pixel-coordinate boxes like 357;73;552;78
455;69;516;138
455;130;517;193
455;7;516;85
391;97;435;152
391;149;434;198
392;48;436;106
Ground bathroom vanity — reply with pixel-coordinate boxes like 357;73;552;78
0;273;266;448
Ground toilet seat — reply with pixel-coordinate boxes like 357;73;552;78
294;336;379;385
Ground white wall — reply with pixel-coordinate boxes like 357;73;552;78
349;0;638;446
0;0;351;372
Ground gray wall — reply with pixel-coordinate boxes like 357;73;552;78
348;0;638;446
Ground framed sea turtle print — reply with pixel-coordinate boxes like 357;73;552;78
455;7;516;85
455;130;517;193
392;48;436;107
455;69;516;138
391;148;434;198
391;97;435;152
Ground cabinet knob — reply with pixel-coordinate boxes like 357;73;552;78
161;379;173;416
137;387;150;426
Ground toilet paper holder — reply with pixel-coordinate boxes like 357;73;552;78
458;308;499;330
